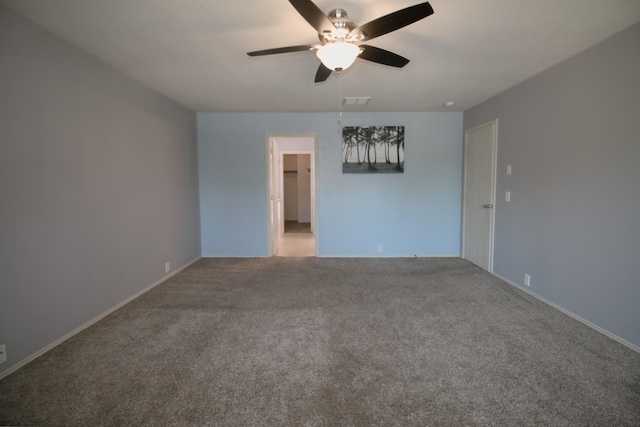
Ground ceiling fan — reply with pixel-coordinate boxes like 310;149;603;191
247;0;434;83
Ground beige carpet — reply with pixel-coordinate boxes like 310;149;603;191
1;257;639;426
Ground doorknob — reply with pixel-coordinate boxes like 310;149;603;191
483;204;493;209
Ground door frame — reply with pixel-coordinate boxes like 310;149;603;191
461;119;498;272
266;133;318;256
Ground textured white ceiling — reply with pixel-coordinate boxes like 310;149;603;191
2;0;639;112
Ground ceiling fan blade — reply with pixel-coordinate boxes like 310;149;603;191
359;45;410;68
349;2;434;42
314;63;332;83
289;0;336;35
247;45;318;56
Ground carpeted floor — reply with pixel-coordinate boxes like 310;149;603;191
1;257;639;426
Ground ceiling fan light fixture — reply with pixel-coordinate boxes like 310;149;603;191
316;42;360;71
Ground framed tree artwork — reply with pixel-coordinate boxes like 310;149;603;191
342;126;404;173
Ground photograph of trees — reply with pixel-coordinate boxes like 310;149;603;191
342;126;404;173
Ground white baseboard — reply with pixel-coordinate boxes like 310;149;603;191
0;257;201;380
316;254;461;258
202;254;461;258
493;273;640;354
201;255;265;258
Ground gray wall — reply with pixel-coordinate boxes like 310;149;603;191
0;7;201;375
464;23;640;348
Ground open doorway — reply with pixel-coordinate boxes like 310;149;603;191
283;154;312;233
267;134;317;257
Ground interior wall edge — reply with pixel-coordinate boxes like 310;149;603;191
0;257;202;381
492;273;640;354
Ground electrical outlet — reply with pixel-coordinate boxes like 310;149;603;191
505;191;511;202
524;274;531;287
377;245;383;253
165;262;170;273
0;344;7;364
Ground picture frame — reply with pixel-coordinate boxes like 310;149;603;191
342;126;404;173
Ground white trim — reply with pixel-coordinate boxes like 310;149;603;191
201;255;267;258
493;272;640;354
461;119;498;272
0;257;201;380
202;254;461;258
316;254;461;258
266;137;277;256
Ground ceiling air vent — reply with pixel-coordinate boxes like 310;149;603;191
343;96;371;106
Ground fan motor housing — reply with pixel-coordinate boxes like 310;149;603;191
318;9;364;44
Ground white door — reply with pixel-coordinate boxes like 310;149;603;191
268;139;281;256
462;121;497;271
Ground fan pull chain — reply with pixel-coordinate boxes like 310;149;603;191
337;72;343;126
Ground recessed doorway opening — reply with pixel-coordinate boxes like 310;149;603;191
267;134;317;257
